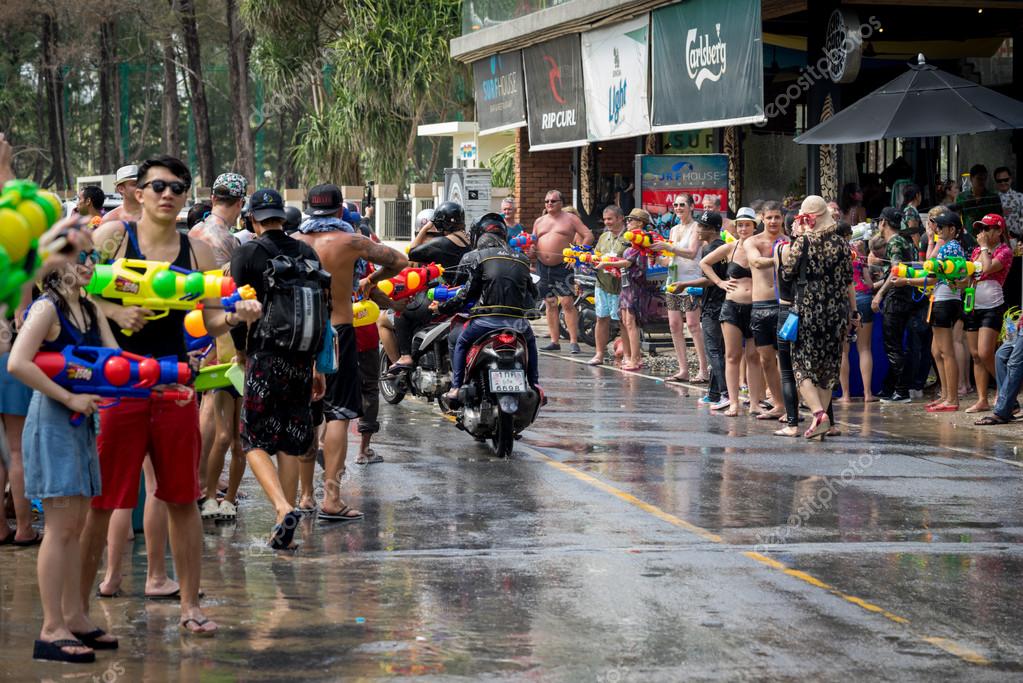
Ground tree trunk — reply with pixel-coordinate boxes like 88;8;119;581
175;0;214;186
40;13;71;190
226;0;255;184
98;20;117;173
160;39;181;157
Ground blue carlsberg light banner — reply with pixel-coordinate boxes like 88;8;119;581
472;50;527;136
651;0;765;132
581;15;651;142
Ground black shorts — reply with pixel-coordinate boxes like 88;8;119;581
930;299;962;329
750;301;779;348
241;352;315;456
537;261;575;299
321;323;363;422
719;300;753;339
962;304;1005;332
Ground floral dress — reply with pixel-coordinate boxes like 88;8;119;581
782;226;853;389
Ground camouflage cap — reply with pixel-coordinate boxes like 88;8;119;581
212;172;248;199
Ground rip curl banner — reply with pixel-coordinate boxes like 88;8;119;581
523;34;588;151
581;15;651;142
651;0;765;132
472;50;527;136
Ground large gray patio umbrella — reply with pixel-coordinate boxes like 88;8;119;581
794;55;1023;144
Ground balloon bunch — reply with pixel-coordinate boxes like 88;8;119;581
0;180;64;314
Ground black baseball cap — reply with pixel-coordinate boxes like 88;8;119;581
249;188;287;222
879;206;902;228
307;184;343;216
695;209;723;231
932;208;961;228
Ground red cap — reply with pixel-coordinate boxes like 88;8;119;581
973;213;1006;231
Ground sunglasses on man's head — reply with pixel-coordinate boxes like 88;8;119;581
142;179;189;196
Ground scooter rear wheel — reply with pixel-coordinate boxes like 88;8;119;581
379;351;406;405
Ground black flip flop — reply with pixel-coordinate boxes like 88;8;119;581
383;363;414;378
318;505;364;522
144;587;204;600
96;587;121;598
12;531;42;547
71;628;118;650
270;510;302;550
180;617;217;637
33;639;95;663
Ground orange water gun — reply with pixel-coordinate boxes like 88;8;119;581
377;264;444;300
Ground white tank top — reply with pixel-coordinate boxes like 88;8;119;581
670;221;701;282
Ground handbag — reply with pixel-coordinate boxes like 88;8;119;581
778;237;810;343
315;320;339;374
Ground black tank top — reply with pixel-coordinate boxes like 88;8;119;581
108;224;194;360
725;243;752;280
775;243;795;302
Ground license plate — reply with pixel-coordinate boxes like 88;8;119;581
489;369;526;393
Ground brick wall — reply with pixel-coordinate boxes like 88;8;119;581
594;137;637;180
514;127;575;230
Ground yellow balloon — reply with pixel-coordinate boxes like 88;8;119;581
36;191;63;224
0;208;31;263
406;272;421;290
16;200;48;238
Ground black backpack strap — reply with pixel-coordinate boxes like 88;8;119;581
252;235;282;259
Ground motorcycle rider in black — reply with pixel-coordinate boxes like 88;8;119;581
386;201;471;375
432;213;540;402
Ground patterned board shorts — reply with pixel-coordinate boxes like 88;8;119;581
666;292;700;313
241;352;316;456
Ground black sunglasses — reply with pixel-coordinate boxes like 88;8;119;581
142;179;189;196
995;177;1011;183
674;203;688;207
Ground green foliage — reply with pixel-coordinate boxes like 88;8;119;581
486;143;515;189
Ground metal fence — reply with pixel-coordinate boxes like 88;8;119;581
383;199;413;240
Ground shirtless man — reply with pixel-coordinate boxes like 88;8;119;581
744;202;786;420
294;213;407;522
101;165;142;224
532;189;593;353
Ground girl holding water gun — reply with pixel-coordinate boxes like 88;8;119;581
892;210;965;412
7;229;120;662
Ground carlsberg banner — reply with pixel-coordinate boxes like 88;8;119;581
651;0;765;132
581;16;651;142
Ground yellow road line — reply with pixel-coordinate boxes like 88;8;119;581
521;443;991;667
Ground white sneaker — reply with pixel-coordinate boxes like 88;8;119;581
217;499;237;520
200;498;220;519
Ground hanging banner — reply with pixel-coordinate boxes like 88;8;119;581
651;0;765;132
472;50;527;136
634;154;729;218
523;35;588;151
581;15;651;142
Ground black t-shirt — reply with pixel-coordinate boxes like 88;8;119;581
409;235;471;284
229;229;322;352
701;238;727;314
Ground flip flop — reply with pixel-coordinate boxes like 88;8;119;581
356;450;383;465
773;427;801;437
179;617;217;637
383;363;414;377
71;628;118;651
145;588;180;600
270;510;302;550
12;531;42;547
926;404;959;413
585;358;603;366
964;405;991;414
975;414;1012;425
318;505;364;523
96;588;121;598
756;411;785;421
33;639;95;663
666;373;689;382
294;503;318;515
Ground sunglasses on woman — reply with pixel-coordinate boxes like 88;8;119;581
77;249;101;265
142;179;189;195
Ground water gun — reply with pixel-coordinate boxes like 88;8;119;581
622;229;672;258
595;254;622;278
721;230;736;244
86;260;255;334
427;285;461;302
377;264;443;300
33;346;193;425
892;263;928;279
195;362;244;393
562;244;594;266
182;284;258;342
0;180;64;314
923;257;982;282
352;298;380;327
508;233;535;252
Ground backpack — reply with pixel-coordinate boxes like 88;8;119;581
251;236;332;354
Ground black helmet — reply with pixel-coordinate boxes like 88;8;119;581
470;212;508;247
432;201;465;234
283;206;303;232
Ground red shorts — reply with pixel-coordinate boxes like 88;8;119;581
92;398;201;510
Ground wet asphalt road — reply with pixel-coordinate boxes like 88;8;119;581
2;347;1023;681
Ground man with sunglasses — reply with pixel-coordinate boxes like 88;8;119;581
993;167;1023;241
82;156;262;636
532;189;594;353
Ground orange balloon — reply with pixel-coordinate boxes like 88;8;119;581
184;310;208;338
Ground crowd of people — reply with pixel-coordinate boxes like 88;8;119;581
1;126;1022;665
533;167;1021;440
